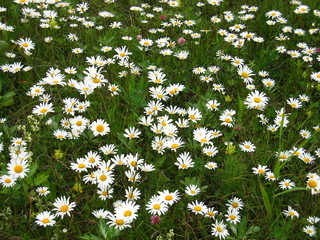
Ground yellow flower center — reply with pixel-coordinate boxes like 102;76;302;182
242;72;249;78
100;175;107;181
289;212;295;216
93;78;101;83
230;215;236;220
201;139;207;143
245;145;250;149
302;157;310;163
40;190;46;193
41;218;50;224
78;163;85;168
171;144;179;149
14;165;23;173
284;182;290;187
225;118;231;123
40;109;48;114
130;161;137;167
165;195;173;201
232;203;238;208
208;211;215;216
153;204;161;210
190;190;196;194
217;226;223;232
190;115;196;120
181;164;187;169
22;43;29;47
194;206;202;211
60;205;69;212
308;180;317;188
119;53;126;57
258;169;265;174
128;193;134;199
76;121;82;126
115;219;124;225
124;210;132;217
129;134;135;138
4;178;11;183
89;158;95;163
102;191;108;196
254;97;261;103
96;125;104;132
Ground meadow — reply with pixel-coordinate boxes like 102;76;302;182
0;0;319;239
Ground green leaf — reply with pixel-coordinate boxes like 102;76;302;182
33;172;50;186
0;91;15;107
273;187;307;198
260;183;272;216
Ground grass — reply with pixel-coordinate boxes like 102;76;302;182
0;0;319;239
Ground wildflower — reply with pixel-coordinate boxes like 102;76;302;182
7;159;29;179
53;196;76;219
187;201;207;215
35;211;56;227
90;119;110;136
279;179;295;190
239;141;256;152
283;206;299;219
158;190;180;205
0;175;17;187
185;185;201;196
92;209;111;219
211;220;229;239
124;127;141;139
36;187;50;196
252;165;269;175
146;196;169;215
225;209;241;224
303;225;316;237
150;216;161;224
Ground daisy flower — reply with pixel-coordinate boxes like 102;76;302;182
35;211;56;227
225;208;241;224
244;90;269;110
7;159;29;179
36;186;50;196
175;152;194;169
17;38;35;51
32;102;54;115
279;179;295;190
187;200;207;215
239;141;256;152
70;158;90;173
185;185;201;196
92;209;111;219
283;206;299;219
115;201;140;221
252;164;269;175
146;196;169;216
211;220;229;239
238;65;255;84
52;196;76;219
0;174;17;187
300;129;311;139
125;186;141;201
90;119;110;136
205;162;218;170
107;215;131;230
205;207;218;219
226;197;244;211
303;225;316;237
124;127;141;139
158;190;180;205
